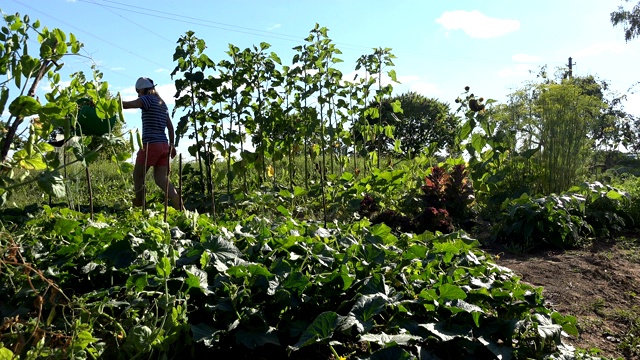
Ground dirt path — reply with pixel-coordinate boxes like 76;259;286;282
490;240;640;359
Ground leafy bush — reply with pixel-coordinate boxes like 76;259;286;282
491;182;630;250
610;174;640;230
569;182;630;238
491;193;593;250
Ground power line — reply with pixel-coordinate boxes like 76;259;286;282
11;0;169;70
78;0;314;47
79;0;527;65
94;0;306;41
91;1;174;44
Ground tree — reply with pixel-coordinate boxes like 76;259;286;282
356;92;459;158
611;0;640;42
487;74;627;194
393;92;459;158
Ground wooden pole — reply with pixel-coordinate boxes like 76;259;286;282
179;154;183;211
164;145;171;222
142;144;148;212
85;165;94;220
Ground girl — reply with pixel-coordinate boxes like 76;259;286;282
122;77;182;209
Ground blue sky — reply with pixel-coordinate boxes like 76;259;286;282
3;0;640;155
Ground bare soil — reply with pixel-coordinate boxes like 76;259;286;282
487;237;640;359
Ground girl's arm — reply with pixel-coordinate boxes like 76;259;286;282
123;99;143;109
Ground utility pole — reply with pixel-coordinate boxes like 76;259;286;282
567;57;576;78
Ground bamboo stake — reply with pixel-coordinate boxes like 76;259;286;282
164;145;170;222
85;165;94;220
208;150;216;218
142;144;148;212
179;154;183;211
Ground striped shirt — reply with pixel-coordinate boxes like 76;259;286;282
139;94;169;144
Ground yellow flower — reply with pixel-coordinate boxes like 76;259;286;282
267;165;274;178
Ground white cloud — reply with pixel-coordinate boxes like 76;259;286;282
110;67;125;71
267;23;282;31
155;68;170;73
155;83;177;105
512;53;541;63
435;10;520;38
396;74;441;96
571;42;626;59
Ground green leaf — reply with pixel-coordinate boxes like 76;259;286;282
53;218;80;236
551;312;579;337
119;162;134;173
444;299;484;322
0;189;6;208
124;325;153;352
387;69;398;83
185;265;212;295
291;311;338;351
471;133;486;154
0;88;9;115
98;240;135;269
293;186;307;197
438;284;467;301
421;322;471;342
277;205;291;217
351;294;387;323
203;235;242;264
228;263;272;279
360;332;420;346
235;327;280;349
0;348;13;359
156;257;172;278
459;120;473;140
282;271;310;295
73;330;98;351
126;274;149;292
37;171;66;198
370;223;392;240
191;323;221;347
403;245;428;260
390;100;403;115
8;96;40;117
605;189;624;201
19;155;47;170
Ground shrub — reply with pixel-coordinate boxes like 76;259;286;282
569;181;630;238
610;175;640;230
491;193;593;250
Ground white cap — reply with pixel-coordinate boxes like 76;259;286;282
135;77;155;90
